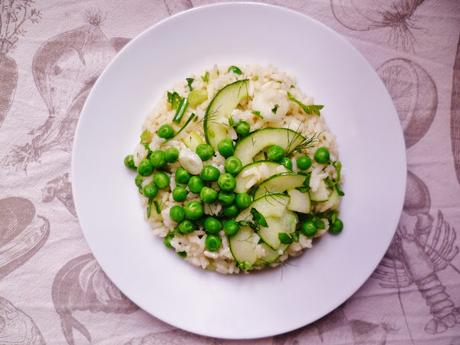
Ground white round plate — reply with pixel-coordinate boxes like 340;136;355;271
73;2;406;339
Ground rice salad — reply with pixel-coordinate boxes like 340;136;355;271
124;64;344;274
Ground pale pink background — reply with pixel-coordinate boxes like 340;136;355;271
0;1;459;344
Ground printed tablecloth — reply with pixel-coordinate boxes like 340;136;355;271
1;0;459;344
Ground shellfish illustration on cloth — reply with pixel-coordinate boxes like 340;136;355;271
0;0;41;129
273;304;396;345
2;10;130;170
123;329;220;345
330;0;426;51
373;171;460;336
0;296;45;345
377;57;437;149
0;197;50;280
451;35;460;187
52;253;138;345
42;173;76;217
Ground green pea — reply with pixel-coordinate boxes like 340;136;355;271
184;200;204;220
218;173;236;192
135;174;144;188
165;147;179;163
301;220;317;237
217;138;234;158
200;186;218;203
224;156;243;175
143;183;158;198
163;232;174;249
296;156;312;170
278;232;293;244
235;121;250;137
177;220;196;234
153;172;170;189
218;191;235;206
170;205;185;223
137;159;154;176
314;147;330;164
196;143;215;161
203;216;222;234
205;234;222;252
329;218;344;235
175;167;191;184
150;150;167;169
156;124;175;139
281;157;292;170
235;192;252;209
267;145;285;162
188;176;204;194
223;220;240;237
124;154;136;169
223;205;239;218
200;165;220;182
172;186;188;202
313;217;326;229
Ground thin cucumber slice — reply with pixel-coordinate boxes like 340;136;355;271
309;179;332;202
234;128;306;165
255;243;283;266
235;161;288;193
258;211;297;249
315;189;341;212
254;173;307;199
287;189;311;214
236;193;290;220
229;226;258;266
204;79;249;149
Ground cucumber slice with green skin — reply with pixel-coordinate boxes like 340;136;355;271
204;79;249;149
234;128;306;165
255;243;282;266
181;130;204;150
309;179;332;202
236;193;290;220
287;189;311;213
254;173;307;199
258;211;297;249
315;189;340;212
229;226;258;266
235;161;288;193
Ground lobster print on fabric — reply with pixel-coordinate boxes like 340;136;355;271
52;253;138;345
451;35;460;187
42;173;76;217
373;171;460;335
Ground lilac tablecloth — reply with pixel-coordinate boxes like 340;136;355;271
1;0;459;344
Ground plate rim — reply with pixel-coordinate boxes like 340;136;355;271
72;1;407;339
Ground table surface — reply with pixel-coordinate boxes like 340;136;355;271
1;0;459;344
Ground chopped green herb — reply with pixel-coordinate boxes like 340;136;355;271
238;261;252;271
271;104;279;114
177;251;187;258
201;71;210;83
146;199;153;218
167;91;182;110
153;200;161;214
278;232;293;245
287;91;323;116
252;110;263;118
174;113;196;138
172;97;189;123
228;116;236;127
186;77;194;91
140;129;152;145
163;232;174;249
228;65;243;75
251;208;268;227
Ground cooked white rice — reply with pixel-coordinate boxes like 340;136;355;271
133;64;340;274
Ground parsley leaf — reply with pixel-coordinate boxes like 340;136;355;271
278;232;293;245
228;65;243;75
186;77;194;91
251;208;268;227
201;71;210;83
287;91;323;116
271;104;279;114
252;110;263;118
